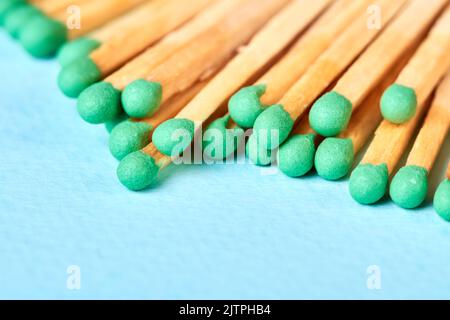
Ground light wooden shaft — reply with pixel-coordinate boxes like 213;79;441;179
90;0;212;76
145;0;291;106
257;0;371;106
279;0;406;121
339;47;420;153
334;0;447;109
141;80;209;128
396;6;450;105
447;162;450;179
406;72;450;171
106;0;250;89
53;0;147;40
175;0;330;123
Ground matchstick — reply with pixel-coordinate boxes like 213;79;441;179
18;0;146;58
115;0;332;191
380;6;450;124
348;72;450;205
75;0;291;125
434;162;450;221
389;71;450;209
313;47;419;181
57;0;213;95
109;80;209;161
228;0;371;129
309;0;447;137
251;0;406;152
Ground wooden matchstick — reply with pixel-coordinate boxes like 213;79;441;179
313;47;417;181
116;0;332;191
348;69;450;205
109;79;209;161
309;0;447;137
57;0;213;95
390;71;450;209
19;0;146;57
251;0;407;151
380;6;450;124
35;0;88;15
228;0;372;129
76;0;291;125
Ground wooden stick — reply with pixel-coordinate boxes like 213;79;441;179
339;48;420;154
88;0;212;76
175;0;330;123
52;0;147;40
107;0;248;87
333;0;447;109
394;6;450;105
258;0;372;105
279;0;406;121
405;71;450;172
108;0;290;103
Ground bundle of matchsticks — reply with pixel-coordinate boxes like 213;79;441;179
1;0;449;220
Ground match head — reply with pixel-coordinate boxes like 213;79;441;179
381;84;417;124
203;115;244;161
228;84;267;128
434;179;450;221
57;37;101;67
19;15;67;58
4;4;41;39
105;112;129;133
122;80;162;118
315;138;354;181
245;134;273;166
58;57;102;98
349;163;388;205
252;104;294;150
309;91;353;137
77;82;122;124
277;134;315;177
0;0;25;25
152;118;195;156
117;151;160;191
390;165;428;209
109;120;153;161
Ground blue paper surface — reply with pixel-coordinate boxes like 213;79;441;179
0;32;449;299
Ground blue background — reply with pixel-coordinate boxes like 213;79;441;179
0;31;449;299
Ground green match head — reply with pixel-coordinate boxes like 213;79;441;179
122;80;162;118
77;82;122;124
105;112;128;133
349;163;389;205
434;179;450;221
252;104;294;150
228;84;267;128
309;91;353;137
0;0;26;25
152;118;195;156
381;84;417;124
278;134;316;177
57;37;101;67
117;151;160;191
203;115;244;161
4;4;41;39
246;134;273;166
58;57;102;98
315;138;354;181
109;120;153;160
19;14;67;58
390;165;428;209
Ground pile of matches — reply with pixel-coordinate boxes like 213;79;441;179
1;0;449;220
